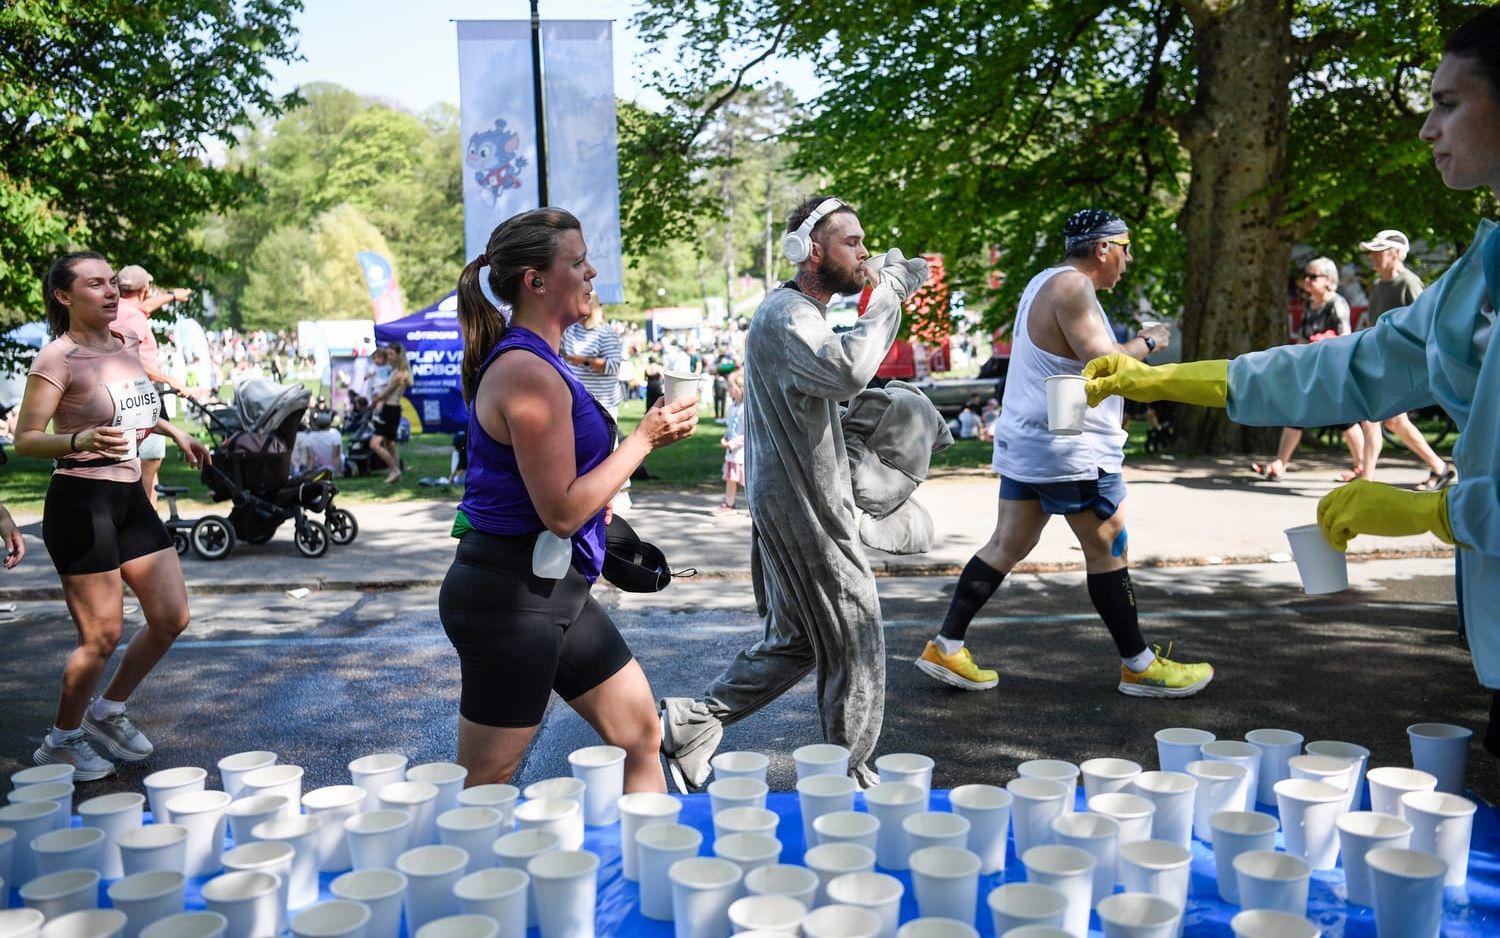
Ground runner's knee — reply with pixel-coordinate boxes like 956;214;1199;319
148;606;190;639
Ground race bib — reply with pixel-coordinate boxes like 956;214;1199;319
105;376;161;432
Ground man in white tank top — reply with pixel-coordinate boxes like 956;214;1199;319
915;209;1214;699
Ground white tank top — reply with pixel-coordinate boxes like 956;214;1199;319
992;266;1127;483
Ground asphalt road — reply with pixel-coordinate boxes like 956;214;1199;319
1;556;1492;805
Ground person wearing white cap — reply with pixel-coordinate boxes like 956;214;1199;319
114;265;197;506
1355;231;1457;489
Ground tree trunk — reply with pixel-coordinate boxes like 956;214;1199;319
1175;0;1294;453
764;161;775;296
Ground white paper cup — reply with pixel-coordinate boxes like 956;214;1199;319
114;825;187;879
714;833;780;877
11;767;74;791
76;793;146;879
220;842;292;932
513;797;583;854
803;904;882;938
727;894;806;935
412;916;497;938
1117;840;1189;935
1304;740;1370;813
522;778;586;812
215;754;276;802
1079;759;1141;802
1336;811;1412;907
1228;909;1320;938
987;883;1067;935
344;811;413;877
1233;851;1310;916
1401;789;1475;886
330;868;407;938
1200;742;1262;813
1366;766;1438;817
617;792;681;882
708;778;769;817
798;775;858;849
1284;524;1348;594
0;827;13;894
494;828;560;928
864;783;924;870
1366;847;1446;938
714;807;779;843
1130;772;1196;849
395;845;468;934
1020;845;1093;938
436;807;502;871
527;849;597;938
1208;811;1278;903
300;786;366;873
635;824;701;922
1017;761;1080;815
1086;793;1155;859
32;828;106;878
670;857;742;938
664;371;704;404
11;784;74;833
947;785;1010;875
875;755;935;802
744;865;819;911
456;785;519;828
21;870;100;921
794;745;851;782
138;913;226;938
1096;893;1181;938
143;770;206;825
903;813;970;857
712;752;770;784
201;869;290;938
107;871;185;938
38;911;125;938
454;867;527;938
164;791;231;879
348;754;408;812
1153;727;1214;775
1050;812;1118;905
238;766;303;820
1006;778;1069;859
827;872;901;938
804;843;877;908
1287;755;1351;795
1185;760;1250;842
289;901;368;938
1;802;62;885
895;920;978;938
1406;722;1472;794
0;909;46;938
1272;779;1344;869
1045;375;1087;435
405;763;468;820
225;796;288;848
250;814;321;910
564;746;625;827
1244;730;1304;806
378;782;440;848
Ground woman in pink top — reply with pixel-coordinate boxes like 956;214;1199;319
14;252;212;781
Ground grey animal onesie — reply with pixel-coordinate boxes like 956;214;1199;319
661;250;930;788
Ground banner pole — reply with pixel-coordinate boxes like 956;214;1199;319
530;0;549;208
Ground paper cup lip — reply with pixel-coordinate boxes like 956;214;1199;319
827;871;903;903
1096;892;1179;927
1288;754;1351;775
348;753;407;774
744;864;819;894
669;856;741;887
406;762;469;786
565;746;626;769
713;751;771;772
242;764;303;786
166;790;232;815
947;784;1011;810
798;774;857;797
1051;812;1118;839
803;842;876;870
217;751;277;772
521;777;585;802
21;868;101;900
617;792;681;817
1283;523;1325;538
728;894;808;928
863;782;924;807
804;904;881;932
1336;811;1413;838
1155;727;1215;746
662;370;700;380
1365;846;1448;878
0;799;59;822
987;881;1070;914
1406;722;1473;740
1005;777;1068;801
1273;778;1344;802
330;868;408;900
1400;790;1476;816
140;912;226;938
1245;729;1304;747
633;823;700;852
1086;792;1154;817
1044;374;1085;385
454;866;529;901
12;765;77;786
493;827;563;858
223;840;295;867
144;767;208;789
714;832;780;862
793;743;850;765
1017;759;1079;780
0;827;16;846
910;845;981;877
457;784;519;807
1201;741;1260;759
514;797;579;823
1133;771;1196;794
11;781;73;801
898;921;983;938
414;916;499;938
707;777;769;799
1118;839;1191;869
815;811;879;834
302;786;367;810
716;806;777;828
1186;760;1248;781
1080;757;1142;777
1229;909;1320;938
32;826;106;851
1209;811;1278;836
345;809;413;834
379;781;440;805
526;849;598;879
1233;850;1310;880
252;814;320;840
437;807;503;832
1021;844;1093;876
875;753;935;773
1305;740;1371;759
119;824;189;847
290;900;371;936
1365;766;1438;787
903;812;969;835
228;795;290;817
107;870;186;901
396;845;469;876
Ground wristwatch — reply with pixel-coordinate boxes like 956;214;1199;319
1139;334;1157;353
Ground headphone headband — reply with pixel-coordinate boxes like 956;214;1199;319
782;198;847;264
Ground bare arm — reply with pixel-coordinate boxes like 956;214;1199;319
14;375;129;459
1051;272;1168;363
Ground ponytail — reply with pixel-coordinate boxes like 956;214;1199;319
458;254;505;402
42;251;108;337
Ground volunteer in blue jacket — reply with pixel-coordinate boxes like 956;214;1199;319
1085;8;1500;768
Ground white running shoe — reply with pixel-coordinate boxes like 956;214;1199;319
82;707;154;762
34;733;115;782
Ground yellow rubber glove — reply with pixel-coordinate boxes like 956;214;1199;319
1082;354;1230;409
1316;479;1457;552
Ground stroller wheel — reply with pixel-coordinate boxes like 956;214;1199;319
326;508;358;545
191;516;236;561
295;518;330;558
172;532;190;556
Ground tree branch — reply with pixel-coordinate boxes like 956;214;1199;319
1295;28;1365;62
685;15;794;146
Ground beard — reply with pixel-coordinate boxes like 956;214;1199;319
820;257;867;296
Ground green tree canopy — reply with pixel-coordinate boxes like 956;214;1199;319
240;204;399;331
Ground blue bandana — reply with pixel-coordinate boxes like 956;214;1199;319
1064;209;1128;252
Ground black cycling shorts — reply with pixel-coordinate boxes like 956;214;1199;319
42;474;173;575
438;530;634;727
374;404;401;442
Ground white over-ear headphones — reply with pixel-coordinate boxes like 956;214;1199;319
782;198;846;263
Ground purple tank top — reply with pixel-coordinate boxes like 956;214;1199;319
458;326;614;581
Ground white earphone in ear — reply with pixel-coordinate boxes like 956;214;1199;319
782;198;846;263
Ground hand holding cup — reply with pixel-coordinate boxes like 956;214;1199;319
79;425;131;458
634;397;698;450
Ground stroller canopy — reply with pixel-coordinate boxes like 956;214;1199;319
233;378;311;436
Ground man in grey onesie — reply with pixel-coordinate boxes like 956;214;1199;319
660;196;930;789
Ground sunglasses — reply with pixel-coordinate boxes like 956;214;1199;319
1105;238;1133;257
1302;273;1327;281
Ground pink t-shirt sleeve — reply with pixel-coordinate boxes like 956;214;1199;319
27;340;71;393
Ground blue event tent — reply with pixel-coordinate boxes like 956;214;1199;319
373;293;467;434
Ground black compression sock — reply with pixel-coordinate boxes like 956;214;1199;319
939;556;1007;641
1086;568;1148;658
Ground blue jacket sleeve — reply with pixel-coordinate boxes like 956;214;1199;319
1226;296;1435;427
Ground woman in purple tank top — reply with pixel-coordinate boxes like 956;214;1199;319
439;208;698;792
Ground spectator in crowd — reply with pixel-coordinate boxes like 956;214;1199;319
369;343;413;484
712;366;729;420
643;356;664;410
716;370;745;515
979;398;1001;443
292;410;343;476
953;394;984;439
562;296;625;417
113;265;196;506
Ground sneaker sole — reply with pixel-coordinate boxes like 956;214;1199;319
32;746;114;782
1117;673;1214;698
81;720;152;763
660;711;699;795
914;658;998;691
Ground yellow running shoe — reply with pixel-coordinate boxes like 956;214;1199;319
1118;645;1214;698
915;641;999;691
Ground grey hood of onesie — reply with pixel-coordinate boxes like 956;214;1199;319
842;379;954;555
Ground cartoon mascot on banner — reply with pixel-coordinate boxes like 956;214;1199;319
466;118;528;207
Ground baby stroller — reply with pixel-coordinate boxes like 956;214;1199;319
342;402;409;478
196;379;358;558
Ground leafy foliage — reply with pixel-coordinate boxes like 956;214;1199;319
238;204;400;330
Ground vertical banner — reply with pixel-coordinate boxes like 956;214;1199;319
357;251;406;324
541;20;625;305
457;21;541;262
